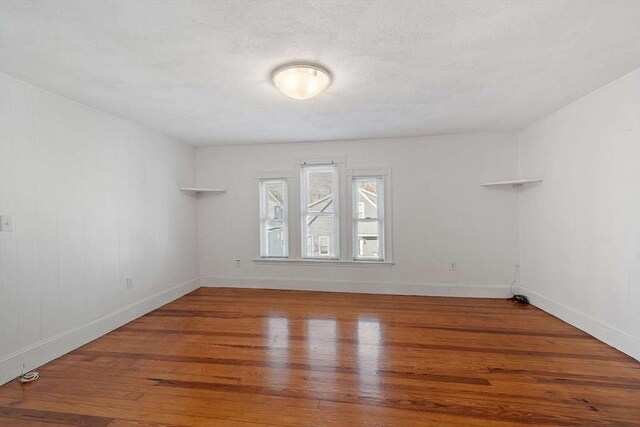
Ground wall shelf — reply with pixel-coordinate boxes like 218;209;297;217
481;179;543;187
180;187;226;194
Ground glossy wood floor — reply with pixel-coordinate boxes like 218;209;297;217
1;288;639;426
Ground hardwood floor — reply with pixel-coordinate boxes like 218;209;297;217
1;287;638;426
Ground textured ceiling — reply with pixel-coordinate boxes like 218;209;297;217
1;0;639;146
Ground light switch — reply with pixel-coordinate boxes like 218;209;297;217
0;215;14;232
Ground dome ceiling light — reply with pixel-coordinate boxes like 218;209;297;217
271;63;332;100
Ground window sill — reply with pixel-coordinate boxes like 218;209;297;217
253;258;394;267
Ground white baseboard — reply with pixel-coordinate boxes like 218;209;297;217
201;276;510;298
0;277;201;386
523;287;640;361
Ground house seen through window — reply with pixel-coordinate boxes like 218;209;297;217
259;179;288;258
353;177;384;260
301;164;339;259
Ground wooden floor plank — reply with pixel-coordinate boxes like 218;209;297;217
0;287;638;426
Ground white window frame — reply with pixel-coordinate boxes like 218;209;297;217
259;178;289;258
253;162;393;267
352;176;385;261
300;163;340;259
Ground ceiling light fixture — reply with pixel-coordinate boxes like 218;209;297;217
271;63;332;100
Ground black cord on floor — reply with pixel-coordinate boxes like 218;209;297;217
508;265;529;304
509;294;530;304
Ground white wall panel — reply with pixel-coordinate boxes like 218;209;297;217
0;75;19;356
33;90;62;340
64;102;89;330
0;73;198;383
197;133;519;294
9;80;41;349
518;69;640;359
54;100;76;333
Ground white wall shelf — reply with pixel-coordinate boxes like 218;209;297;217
481;179;543;187
180;187;226;193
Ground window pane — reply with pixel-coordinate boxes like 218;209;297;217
306;215;336;257
302;164;339;259
260;179;288;258
307;235;314;256
353;176;384;261
306;169;334;213
265;181;286;219
355;221;380;259
355;179;378;219
267;220;286;257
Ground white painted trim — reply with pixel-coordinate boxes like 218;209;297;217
345;167;394;263
294;155;345;165
524;287;640;362
253;170;295;180
253;258;394;266
300;162;342;260
201;276;509;298
345;167;391;177
0;278;201;386
180;187;226;193
481;179;543;187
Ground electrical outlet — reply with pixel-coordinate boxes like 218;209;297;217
235;259;241;268
126;278;134;289
449;261;457;271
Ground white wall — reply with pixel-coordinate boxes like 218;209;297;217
198;134;520;296
518;69;640;360
0;73;200;384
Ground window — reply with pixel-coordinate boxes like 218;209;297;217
307;235;314;256
256;162;392;265
352;177;384;261
319;236;330;255
301;164;339;259
259;179;288;258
